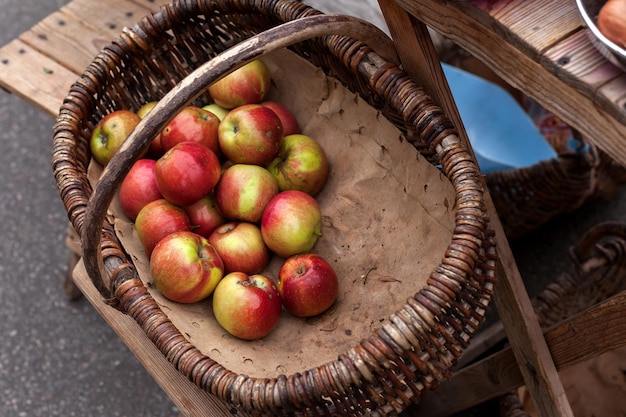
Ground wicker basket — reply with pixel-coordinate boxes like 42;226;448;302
52;1;497;415
485;136;626;240
498;221;626;416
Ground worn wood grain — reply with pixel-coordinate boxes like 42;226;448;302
0;39;76;116
19;9;114;73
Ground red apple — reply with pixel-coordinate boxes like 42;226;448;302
277;253;338;317
155;142;222;207
150;231;224;303
208;59;271;109
212;272;282;340
136;101;164;158
218;104;283;166
261;101;300;136
261;190;322;258
119;159;163;220
208;222;270;274
90;109;141;166
202;103;229;121
135;199;191;257
160;106;221;155
184;194;226;238
266;134;329;196
214;164;278;223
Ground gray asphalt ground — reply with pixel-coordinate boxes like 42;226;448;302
1;1;624;417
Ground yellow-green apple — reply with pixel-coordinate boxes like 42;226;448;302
119;159;163;220
135;199;191;257
136;101;157;118
212;272;282;340
261;190;322;258
277;253;338;317
90;109;141;166
202;103;229;121
136;101;164;158
266;134;329;196
155;142;221;207
150;231;224;303
160;106;221;156
261;101;300;136
218;104;283;166
214;164;278;223
184;194;225;238
208;222;270;274
208;59;271;109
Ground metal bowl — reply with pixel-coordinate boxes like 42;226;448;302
576;0;626;71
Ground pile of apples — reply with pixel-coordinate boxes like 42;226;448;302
90;59;339;341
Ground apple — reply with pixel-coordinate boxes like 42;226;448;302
212;272;282;340
266;134;329;196
277;253;339;317
208;222;270;274
261;101;300;136
119;158;163;220
135;199;191;257
184;194;226;238
150;231;224;303
208;59;271;109
136;101;157;119
202;103;229;121
214;164;278;223
136;101;164;157
155;142;222;207
160;106;221;155
90;109;141;166
261;190;322;258
218;104;283;166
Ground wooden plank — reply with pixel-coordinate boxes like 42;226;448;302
0;39;77;116
408;290;626;416
0;0;166;116
377;2;574;416
389;0;626;170
491;0;581;55
18;8;116;74
72;260;249;417
543;29;626;112
61;0;155;39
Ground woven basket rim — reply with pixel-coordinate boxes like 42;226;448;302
51;1;496;415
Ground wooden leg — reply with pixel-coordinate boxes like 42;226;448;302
64;249;83;300
64;223;83;300
376;1;574;416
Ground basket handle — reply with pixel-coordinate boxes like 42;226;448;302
81;14;399;297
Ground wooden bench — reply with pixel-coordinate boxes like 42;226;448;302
2;0;625;416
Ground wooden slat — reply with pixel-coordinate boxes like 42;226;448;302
72;260;249;417
0;39;77;116
19;8;116;74
543;30;626;110
0;0;166;117
62;0;155;38
389;0;626;170
491;0;581;56
409;290;626;416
